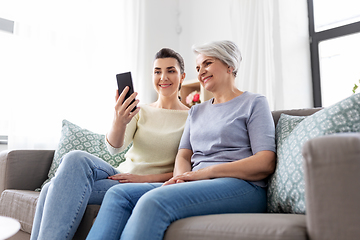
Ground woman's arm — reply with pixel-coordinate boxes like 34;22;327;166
107;88;140;148
173;148;193;176
162;148;192;185
108;148;193;184
164;150;276;185
108;172;173;183
206;150;276;181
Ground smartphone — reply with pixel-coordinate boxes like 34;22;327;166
116;72;137;112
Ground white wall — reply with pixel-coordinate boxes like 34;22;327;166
142;0;313;110
0;145;7;152
134;0;181;103
178;0;235;81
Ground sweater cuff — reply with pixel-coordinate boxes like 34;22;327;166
105;135;125;155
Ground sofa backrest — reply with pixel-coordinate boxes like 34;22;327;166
271;108;323;127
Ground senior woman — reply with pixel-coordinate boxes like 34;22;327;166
86;40;276;240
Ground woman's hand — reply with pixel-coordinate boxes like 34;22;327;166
163;168;211;186
114;87;140;127
108;173;149;183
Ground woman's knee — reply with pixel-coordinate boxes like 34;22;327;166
104;183;161;209
102;185;135;209
135;187;171;213
62;150;90;162
127;187;178;228
55;150;96;177
60;150;92;167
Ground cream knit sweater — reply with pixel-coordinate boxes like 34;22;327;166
106;104;189;175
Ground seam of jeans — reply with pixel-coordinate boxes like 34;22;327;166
64;183;89;239
88;157;118;177
108;187;140;240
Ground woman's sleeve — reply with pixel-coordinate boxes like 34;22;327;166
105;114;138;155
247;96;276;154
178;109;192;151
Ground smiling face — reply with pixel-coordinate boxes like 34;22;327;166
153;57;185;98
195;53;231;93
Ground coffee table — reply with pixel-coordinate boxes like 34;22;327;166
0;216;20;240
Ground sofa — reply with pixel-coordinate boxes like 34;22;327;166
1;107;360;240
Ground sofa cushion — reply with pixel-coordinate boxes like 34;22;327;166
267;93;360;214
0;190;39;234
164;214;307;240
39;120;130;190
0;190;100;238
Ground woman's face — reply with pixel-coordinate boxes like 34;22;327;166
153;57;185;98
195;53;230;92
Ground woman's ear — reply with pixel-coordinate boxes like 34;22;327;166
180;72;186;83
179;73;186;91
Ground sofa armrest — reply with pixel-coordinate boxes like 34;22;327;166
0;150;55;192
302;133;360;240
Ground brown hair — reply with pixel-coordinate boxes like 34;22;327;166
154;48;185;74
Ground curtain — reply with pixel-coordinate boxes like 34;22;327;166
0;0;140;149
230;0;282;110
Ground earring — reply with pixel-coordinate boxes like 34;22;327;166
178;83;182;101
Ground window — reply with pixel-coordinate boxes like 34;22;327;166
308;0;360;107
0;2;137;149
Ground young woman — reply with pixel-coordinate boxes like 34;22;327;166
86;40;276;240
30;48;189;240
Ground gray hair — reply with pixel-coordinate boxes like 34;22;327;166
192;40;242;77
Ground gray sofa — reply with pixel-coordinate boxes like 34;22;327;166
1;108;359;240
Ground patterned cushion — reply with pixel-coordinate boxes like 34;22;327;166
267;93;360;213
38;120;130;190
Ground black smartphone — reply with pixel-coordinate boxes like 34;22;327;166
116;72;137;112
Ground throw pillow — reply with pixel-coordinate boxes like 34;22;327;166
267;114;306;213
37;119;130;191
267;93;360;214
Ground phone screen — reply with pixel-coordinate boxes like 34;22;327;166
116;72;136;112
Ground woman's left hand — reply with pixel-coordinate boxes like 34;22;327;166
108;173;148;183
163;168;211;186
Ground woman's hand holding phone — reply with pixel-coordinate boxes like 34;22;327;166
113;87;140;127
107;72;140;149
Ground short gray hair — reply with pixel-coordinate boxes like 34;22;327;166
192;40;242;77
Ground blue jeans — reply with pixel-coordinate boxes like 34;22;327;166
86;178;267;240
30;150;121;240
